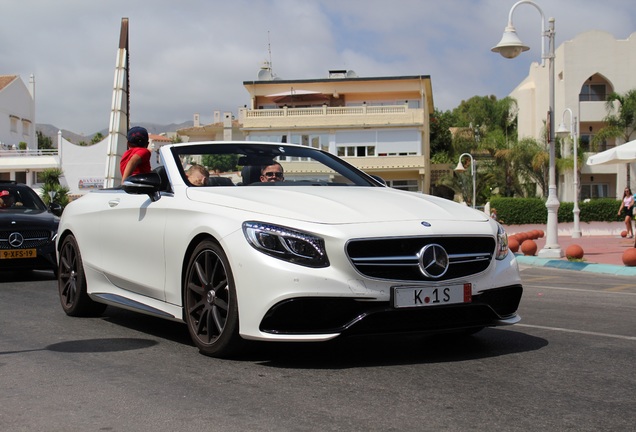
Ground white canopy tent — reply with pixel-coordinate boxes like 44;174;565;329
586;140;636;166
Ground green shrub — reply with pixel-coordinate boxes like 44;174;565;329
490;197;622;225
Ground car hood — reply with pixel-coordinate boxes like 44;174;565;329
186;187;489;224
0;209;60;227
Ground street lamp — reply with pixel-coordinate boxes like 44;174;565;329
455;153;476;209
492;0;562;258
557;108;581;238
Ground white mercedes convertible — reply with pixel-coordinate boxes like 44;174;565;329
56;141;522;357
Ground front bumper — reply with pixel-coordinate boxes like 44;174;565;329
0;243;57;273
260;284;523;336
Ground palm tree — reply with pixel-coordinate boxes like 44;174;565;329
40;168;70;207
593;89;636;185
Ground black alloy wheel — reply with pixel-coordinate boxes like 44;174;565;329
184;240;242;357
57;235;106;316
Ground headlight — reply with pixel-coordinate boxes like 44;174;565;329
243;221;329;268
495;222;509;260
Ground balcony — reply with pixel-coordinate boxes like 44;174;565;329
579;101;608;123
239;104;425;130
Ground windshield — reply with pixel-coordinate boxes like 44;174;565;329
169;143;380;187
0;185;48;211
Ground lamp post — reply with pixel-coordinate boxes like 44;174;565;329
491;0;562;258
454;153;476;209
557;108;581;238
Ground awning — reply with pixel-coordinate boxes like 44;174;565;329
586;139;636;166
266;89;328;104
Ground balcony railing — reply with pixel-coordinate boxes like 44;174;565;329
243;104;410;119
240;104;424;129
0;148;59;157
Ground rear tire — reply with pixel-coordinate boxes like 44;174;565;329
58;235;106;317
184;240;243;358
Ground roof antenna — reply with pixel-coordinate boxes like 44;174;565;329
267;31;274;75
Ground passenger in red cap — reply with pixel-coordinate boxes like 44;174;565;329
120;126;151;181
0;190;15;208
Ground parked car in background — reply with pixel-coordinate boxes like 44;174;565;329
0;180;61;275
56;141;523;357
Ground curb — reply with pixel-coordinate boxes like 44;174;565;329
514;254;636;276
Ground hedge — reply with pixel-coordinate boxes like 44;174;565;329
489;197;622;225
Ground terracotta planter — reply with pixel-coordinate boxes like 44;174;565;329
520;239;537;256
622;248;636;266
508;237;519;253
565;244;584;259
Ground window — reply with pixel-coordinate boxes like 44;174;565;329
580;184;609;200
10;116;18;133
337;146;375;157
579;84;606;102
388;179;419;192
580;134;607;152
247;134;287;143
22;119;31;137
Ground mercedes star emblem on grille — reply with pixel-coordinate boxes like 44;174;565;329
418;243;449;278
9;232;24;248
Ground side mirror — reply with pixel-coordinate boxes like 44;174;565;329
49;202;63;216
122;172;162;202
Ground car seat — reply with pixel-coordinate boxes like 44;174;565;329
153;165;171;192
240;165;262;185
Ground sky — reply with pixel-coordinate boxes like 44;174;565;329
2;0;636;135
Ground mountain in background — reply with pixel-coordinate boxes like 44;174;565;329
36;121;194;145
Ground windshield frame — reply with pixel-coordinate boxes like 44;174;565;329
168;142;382;187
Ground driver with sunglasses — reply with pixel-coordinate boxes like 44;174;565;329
260;162;285;182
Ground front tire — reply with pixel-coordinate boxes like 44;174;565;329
58;235;107;316
184;240;242;357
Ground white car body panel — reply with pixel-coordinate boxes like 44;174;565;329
57;141;523;349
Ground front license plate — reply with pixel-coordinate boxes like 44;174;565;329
392;283;472;308
0;249;37;259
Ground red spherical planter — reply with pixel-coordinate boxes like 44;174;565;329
520;239;537;256
516;233;527;243
537;230;545;238
532;229;542;239
508;237;519;253
565;244;584;260
621;230;628;238
622;248;636;266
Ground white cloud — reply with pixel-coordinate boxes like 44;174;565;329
2;0;635;133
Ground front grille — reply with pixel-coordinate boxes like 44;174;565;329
0;230;52;249
259;284;523;335
346;236;496;282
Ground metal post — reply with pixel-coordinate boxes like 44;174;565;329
558;108;582;238
455;153;476;209
571;115;581;237
492;2;562;257
540;17;562;256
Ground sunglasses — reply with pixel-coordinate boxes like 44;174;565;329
263;172;283;178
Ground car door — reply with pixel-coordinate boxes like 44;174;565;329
97;191;169;301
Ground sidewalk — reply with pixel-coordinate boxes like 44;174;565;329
504;224;636;276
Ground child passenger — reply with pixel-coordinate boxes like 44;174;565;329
120;126;151;181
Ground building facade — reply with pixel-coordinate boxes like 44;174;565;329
238;69;444;193
510;30;636;200
0;74;55;186
0;75;36;152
